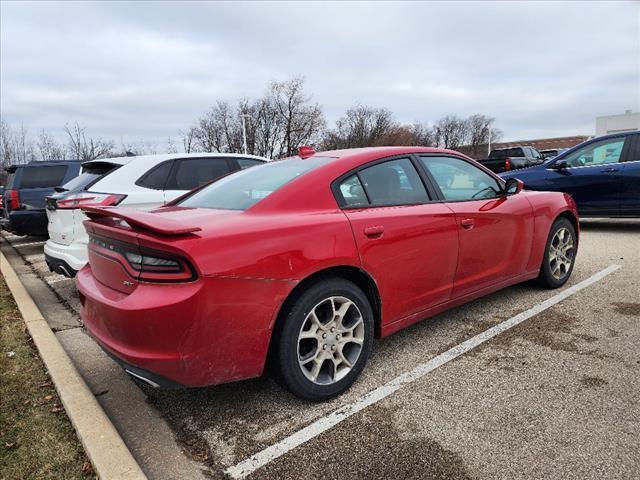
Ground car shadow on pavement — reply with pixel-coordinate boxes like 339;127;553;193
579;219;640;233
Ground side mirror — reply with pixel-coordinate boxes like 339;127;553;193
504;178;524;195
550;160;568;170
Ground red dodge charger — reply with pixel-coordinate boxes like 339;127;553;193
76;146;579;400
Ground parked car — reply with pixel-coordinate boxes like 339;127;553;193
76;146;579;401
479;146;545;173
501;131;640;217
540;148;568;160
1;160;83;236
45;153;268;277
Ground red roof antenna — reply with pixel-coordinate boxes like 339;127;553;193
298;145;316;159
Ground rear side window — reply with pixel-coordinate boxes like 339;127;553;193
489;148;524;158
358;158;429;206
136;161;174;190
61;163;120;192
6;170;18;189
179;156;330;210
237;158;264;169
19;165;68;188
338;175;369;207
166;158;231;190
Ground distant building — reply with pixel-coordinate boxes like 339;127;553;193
486;135;590;156
595;110;640;136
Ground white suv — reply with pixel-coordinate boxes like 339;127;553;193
44;152;268;277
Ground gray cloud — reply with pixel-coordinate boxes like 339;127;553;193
1;0;638;147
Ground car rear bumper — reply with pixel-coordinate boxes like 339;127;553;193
44;239;88;275
1;210;48;236
75;265;295;387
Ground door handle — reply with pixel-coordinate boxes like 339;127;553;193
364;225;385;238
601;167;619;173
460;218;475;230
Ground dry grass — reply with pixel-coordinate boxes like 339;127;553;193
0;275;92;479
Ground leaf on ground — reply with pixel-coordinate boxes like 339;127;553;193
82;461;93;475
50;406;64;413
4;442;17;449
44;394;54;401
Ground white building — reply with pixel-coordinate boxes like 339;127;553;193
595;110;640;136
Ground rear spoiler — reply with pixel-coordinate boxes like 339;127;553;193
82;206;202;235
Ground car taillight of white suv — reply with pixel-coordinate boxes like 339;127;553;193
44;152;269;277
55;192;126;210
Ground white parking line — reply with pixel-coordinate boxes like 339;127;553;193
225;264;621;479
11;240;46;248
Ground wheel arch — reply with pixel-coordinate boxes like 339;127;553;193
556;209;579;241
266;265;382;372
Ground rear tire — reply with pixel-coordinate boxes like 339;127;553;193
275;278;374;401
537;217;577;289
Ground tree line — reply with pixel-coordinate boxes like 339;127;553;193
1;75;502;172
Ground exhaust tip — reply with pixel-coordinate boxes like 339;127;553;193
124;369;160;388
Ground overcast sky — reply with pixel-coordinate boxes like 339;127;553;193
1;0;638;148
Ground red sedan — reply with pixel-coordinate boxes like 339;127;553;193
76;147;579;401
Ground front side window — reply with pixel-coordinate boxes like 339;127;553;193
178;156;331;210
562;138;625;168
420;156;502;201
357;158;429;206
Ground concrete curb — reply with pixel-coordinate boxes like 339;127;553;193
1;251;148;480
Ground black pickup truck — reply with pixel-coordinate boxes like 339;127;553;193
479;146;545;173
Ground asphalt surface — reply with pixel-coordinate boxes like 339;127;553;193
1;218;638;480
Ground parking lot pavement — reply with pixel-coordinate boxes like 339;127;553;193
2;219;639;479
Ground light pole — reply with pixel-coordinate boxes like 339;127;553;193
240;114;250;154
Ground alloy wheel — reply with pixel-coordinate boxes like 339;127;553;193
297;296;365;385
549;227;574;280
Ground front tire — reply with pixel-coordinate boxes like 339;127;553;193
537;217;577;289
275;278;374;401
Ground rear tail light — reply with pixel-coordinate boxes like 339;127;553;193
8;190;20;210
504;158;512;171
57;192;126;210
88;234;196;282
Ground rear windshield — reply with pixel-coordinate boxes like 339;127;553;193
60;163;120;192
19;165;68;188
178;156;331;210
489;148;524;158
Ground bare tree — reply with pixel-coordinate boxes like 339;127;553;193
65;123;114;161
0;121;37;168
433;115;470;150
269;76;325;157
191;101;232;153
322;105;398;149
466;114;502;157
0;120;16;170
253;95;282;158
38;130;66;161
166;137;178;154
397;121;435;146
181;127;198;153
